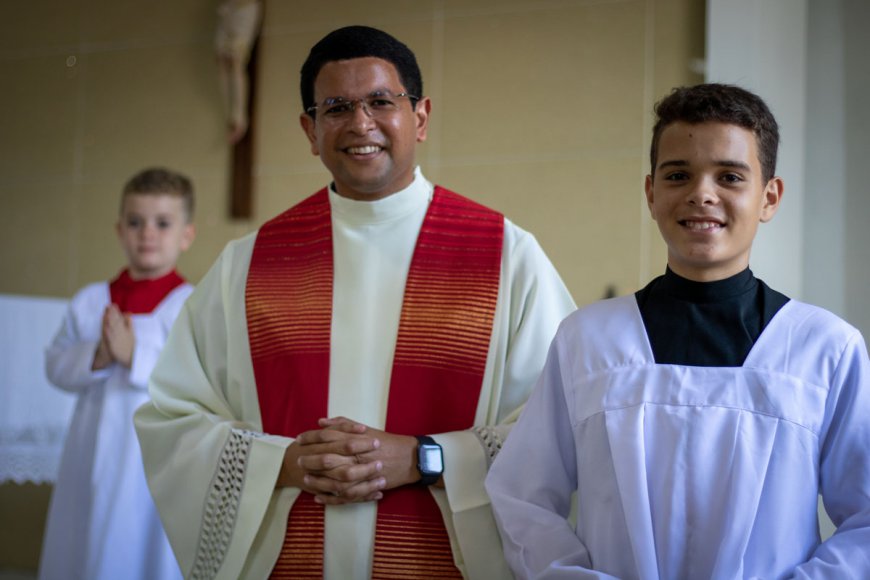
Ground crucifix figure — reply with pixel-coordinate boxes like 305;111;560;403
215;0;263;218
216;0;263;145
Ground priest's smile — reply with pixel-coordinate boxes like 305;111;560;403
345;145;384;156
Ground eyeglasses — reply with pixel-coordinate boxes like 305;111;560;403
306;90;419;121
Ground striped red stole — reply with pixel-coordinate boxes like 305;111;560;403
245;186;503;578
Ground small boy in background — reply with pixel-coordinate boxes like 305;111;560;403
486;84;870;579
39;167;195;580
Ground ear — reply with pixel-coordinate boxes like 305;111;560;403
644;174;656;220
299;113;319;156
759;176;784;223
414;97;432;143
115;220;122;239
180;223;196;252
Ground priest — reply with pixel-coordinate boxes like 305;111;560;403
135;25;574;580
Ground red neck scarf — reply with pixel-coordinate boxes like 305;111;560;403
109;269;185;314
246;186;504;579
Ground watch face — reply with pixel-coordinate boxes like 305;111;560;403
420;443;443;474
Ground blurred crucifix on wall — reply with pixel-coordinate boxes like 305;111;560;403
215;0;263;218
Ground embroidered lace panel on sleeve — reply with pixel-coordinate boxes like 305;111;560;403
190;428;261;580
472;424;511;469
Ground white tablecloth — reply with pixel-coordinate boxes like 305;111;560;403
0;293;74;484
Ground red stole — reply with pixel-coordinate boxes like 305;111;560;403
109;269;185;314
245;186;504;578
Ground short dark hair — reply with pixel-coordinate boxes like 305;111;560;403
300;25;423;117
650;83;779;182
121;167;194;222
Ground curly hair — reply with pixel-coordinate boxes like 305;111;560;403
650;83;779;182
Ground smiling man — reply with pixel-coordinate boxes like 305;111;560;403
486;83;870;579
135;26;574;580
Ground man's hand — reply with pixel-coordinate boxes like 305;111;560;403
317;417;421;492
102;304;135;368
278;418;385;503
277;417;421;505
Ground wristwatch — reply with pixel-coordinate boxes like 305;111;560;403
415;435;443;486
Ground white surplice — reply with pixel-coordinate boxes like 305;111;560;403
40;281;191;580
134;169;576;580
486;294;870;580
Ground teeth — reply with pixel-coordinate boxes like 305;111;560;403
347;145;380;155
683;220;721;230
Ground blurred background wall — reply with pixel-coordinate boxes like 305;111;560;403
0;0;705;308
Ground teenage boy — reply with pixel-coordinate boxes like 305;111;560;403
40;168;195;580
135;25;574;579
486;83;870;579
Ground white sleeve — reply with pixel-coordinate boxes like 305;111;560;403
127;285;193;389
793;331;870;579
435;226;576;579
134;241;293;580
486;327;617;580
44;285;111;392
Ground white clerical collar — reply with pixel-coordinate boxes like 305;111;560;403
328;167;433;224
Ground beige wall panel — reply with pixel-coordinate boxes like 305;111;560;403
0;55;79;185
0;180;79;297
431;0;651;306
439;2;645;164
262;3;440;33
78;44;224;179
440;155;642;307
2;1;214;52
74;177;127;286
75;0;215;46
1;3;84;51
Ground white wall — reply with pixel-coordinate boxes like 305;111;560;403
707;0;870;338
708;0;870;542
840;0;870;338
706;0;807;299
805;0;870;340
804;0;847;318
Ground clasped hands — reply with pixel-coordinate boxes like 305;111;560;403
279;417;419;505
92;304;135;370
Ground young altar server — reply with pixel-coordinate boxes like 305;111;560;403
39;168;195;580
486;83;870;579
134;25;575;579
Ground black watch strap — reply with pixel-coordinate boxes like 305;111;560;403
415;435;443;486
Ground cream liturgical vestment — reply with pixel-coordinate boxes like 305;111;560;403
135;169;575;580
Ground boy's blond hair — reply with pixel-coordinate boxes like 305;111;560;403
121;167;195;222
